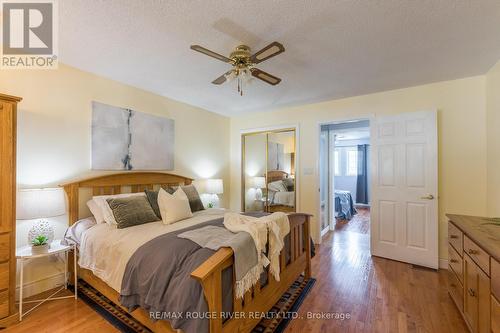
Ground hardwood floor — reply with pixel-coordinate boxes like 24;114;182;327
285;210;468;333
5;210;467;333
3;289;117;332
334;207;370;234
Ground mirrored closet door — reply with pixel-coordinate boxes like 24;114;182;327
242;128;296;213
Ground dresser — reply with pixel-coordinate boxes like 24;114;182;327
446;214;500;333
0;93;21;326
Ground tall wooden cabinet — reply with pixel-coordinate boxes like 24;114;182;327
0;93;21;325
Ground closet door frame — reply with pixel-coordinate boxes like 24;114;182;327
240;124;299;213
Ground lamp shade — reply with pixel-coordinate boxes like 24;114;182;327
17;188;66;220
205;179;223;194
252;177;266;189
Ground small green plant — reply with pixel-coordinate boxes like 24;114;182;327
207;202;214;208
32;235;48;246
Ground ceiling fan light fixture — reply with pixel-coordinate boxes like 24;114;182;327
190;41;284;95
225;70;236;82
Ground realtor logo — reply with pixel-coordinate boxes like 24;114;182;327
1;0;58;69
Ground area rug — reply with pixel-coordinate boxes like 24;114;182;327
77;275;315;333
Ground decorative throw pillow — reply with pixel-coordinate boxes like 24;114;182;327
283;178;295;191
145;187;175;219
106;196;159;229
93;192;146;225
158;187;193;225
180;184;205;212
268;180;287;192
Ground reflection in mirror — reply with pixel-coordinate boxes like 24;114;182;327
243;133;267;212
266;131;296;212
242;129;296;213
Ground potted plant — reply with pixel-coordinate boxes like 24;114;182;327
31;235;49;254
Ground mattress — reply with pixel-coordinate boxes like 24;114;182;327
78;208;227;291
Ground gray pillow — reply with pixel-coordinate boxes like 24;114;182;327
107;196;159;229
283;178;295;191
145;187;175;219
180;184;205;213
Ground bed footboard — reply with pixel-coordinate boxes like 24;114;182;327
191;213;312;333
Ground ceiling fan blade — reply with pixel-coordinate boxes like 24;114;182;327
249;42;285;64
250;68;281;85
212;70;233;85
190;45;232;63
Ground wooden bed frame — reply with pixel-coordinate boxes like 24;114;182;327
62;172;312;333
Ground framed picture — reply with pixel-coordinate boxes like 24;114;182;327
91;101;174;170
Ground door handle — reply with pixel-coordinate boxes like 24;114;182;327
420;194;434;200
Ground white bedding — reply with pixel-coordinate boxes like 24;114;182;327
270;191;295;207
78;208;227;292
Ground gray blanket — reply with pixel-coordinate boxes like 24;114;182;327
335;190;357;220
178;226;258;284
120;214;264;333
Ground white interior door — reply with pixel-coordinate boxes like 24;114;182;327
371;110;438;269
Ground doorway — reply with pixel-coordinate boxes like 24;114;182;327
319;120;371;238
319;111;438;269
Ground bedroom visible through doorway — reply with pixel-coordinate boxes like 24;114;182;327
319;120;371;239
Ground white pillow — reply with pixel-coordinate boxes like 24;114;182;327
93;192;146;225
268;180;287;192
87;199;105;224
62;217;96;248
158;187;193;225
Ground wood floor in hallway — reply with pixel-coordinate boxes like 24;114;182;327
5;209;467;333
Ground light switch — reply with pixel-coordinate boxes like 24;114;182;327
303;167;314;175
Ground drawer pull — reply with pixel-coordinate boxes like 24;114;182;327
450;283;456;288
467;249;478;255
450;259;458;263
450;235;458;239
467;288;476;297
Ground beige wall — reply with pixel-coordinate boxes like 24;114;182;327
486;60;500;216
230;76;488;261
2;62;496;294
0;64;230;296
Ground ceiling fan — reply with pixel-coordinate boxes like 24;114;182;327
190;42;285;96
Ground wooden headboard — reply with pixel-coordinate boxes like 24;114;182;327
267;170;289;183
61;172;192;225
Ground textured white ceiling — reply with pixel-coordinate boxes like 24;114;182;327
59;0;500;116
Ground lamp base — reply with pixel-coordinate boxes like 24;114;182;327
255;188;263;201
28;220;54;246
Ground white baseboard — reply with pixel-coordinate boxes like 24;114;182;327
439;258;448;269
16;272;66;300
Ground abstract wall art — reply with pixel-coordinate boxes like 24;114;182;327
91;101;175;170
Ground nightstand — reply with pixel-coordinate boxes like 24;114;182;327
16;240;77;321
